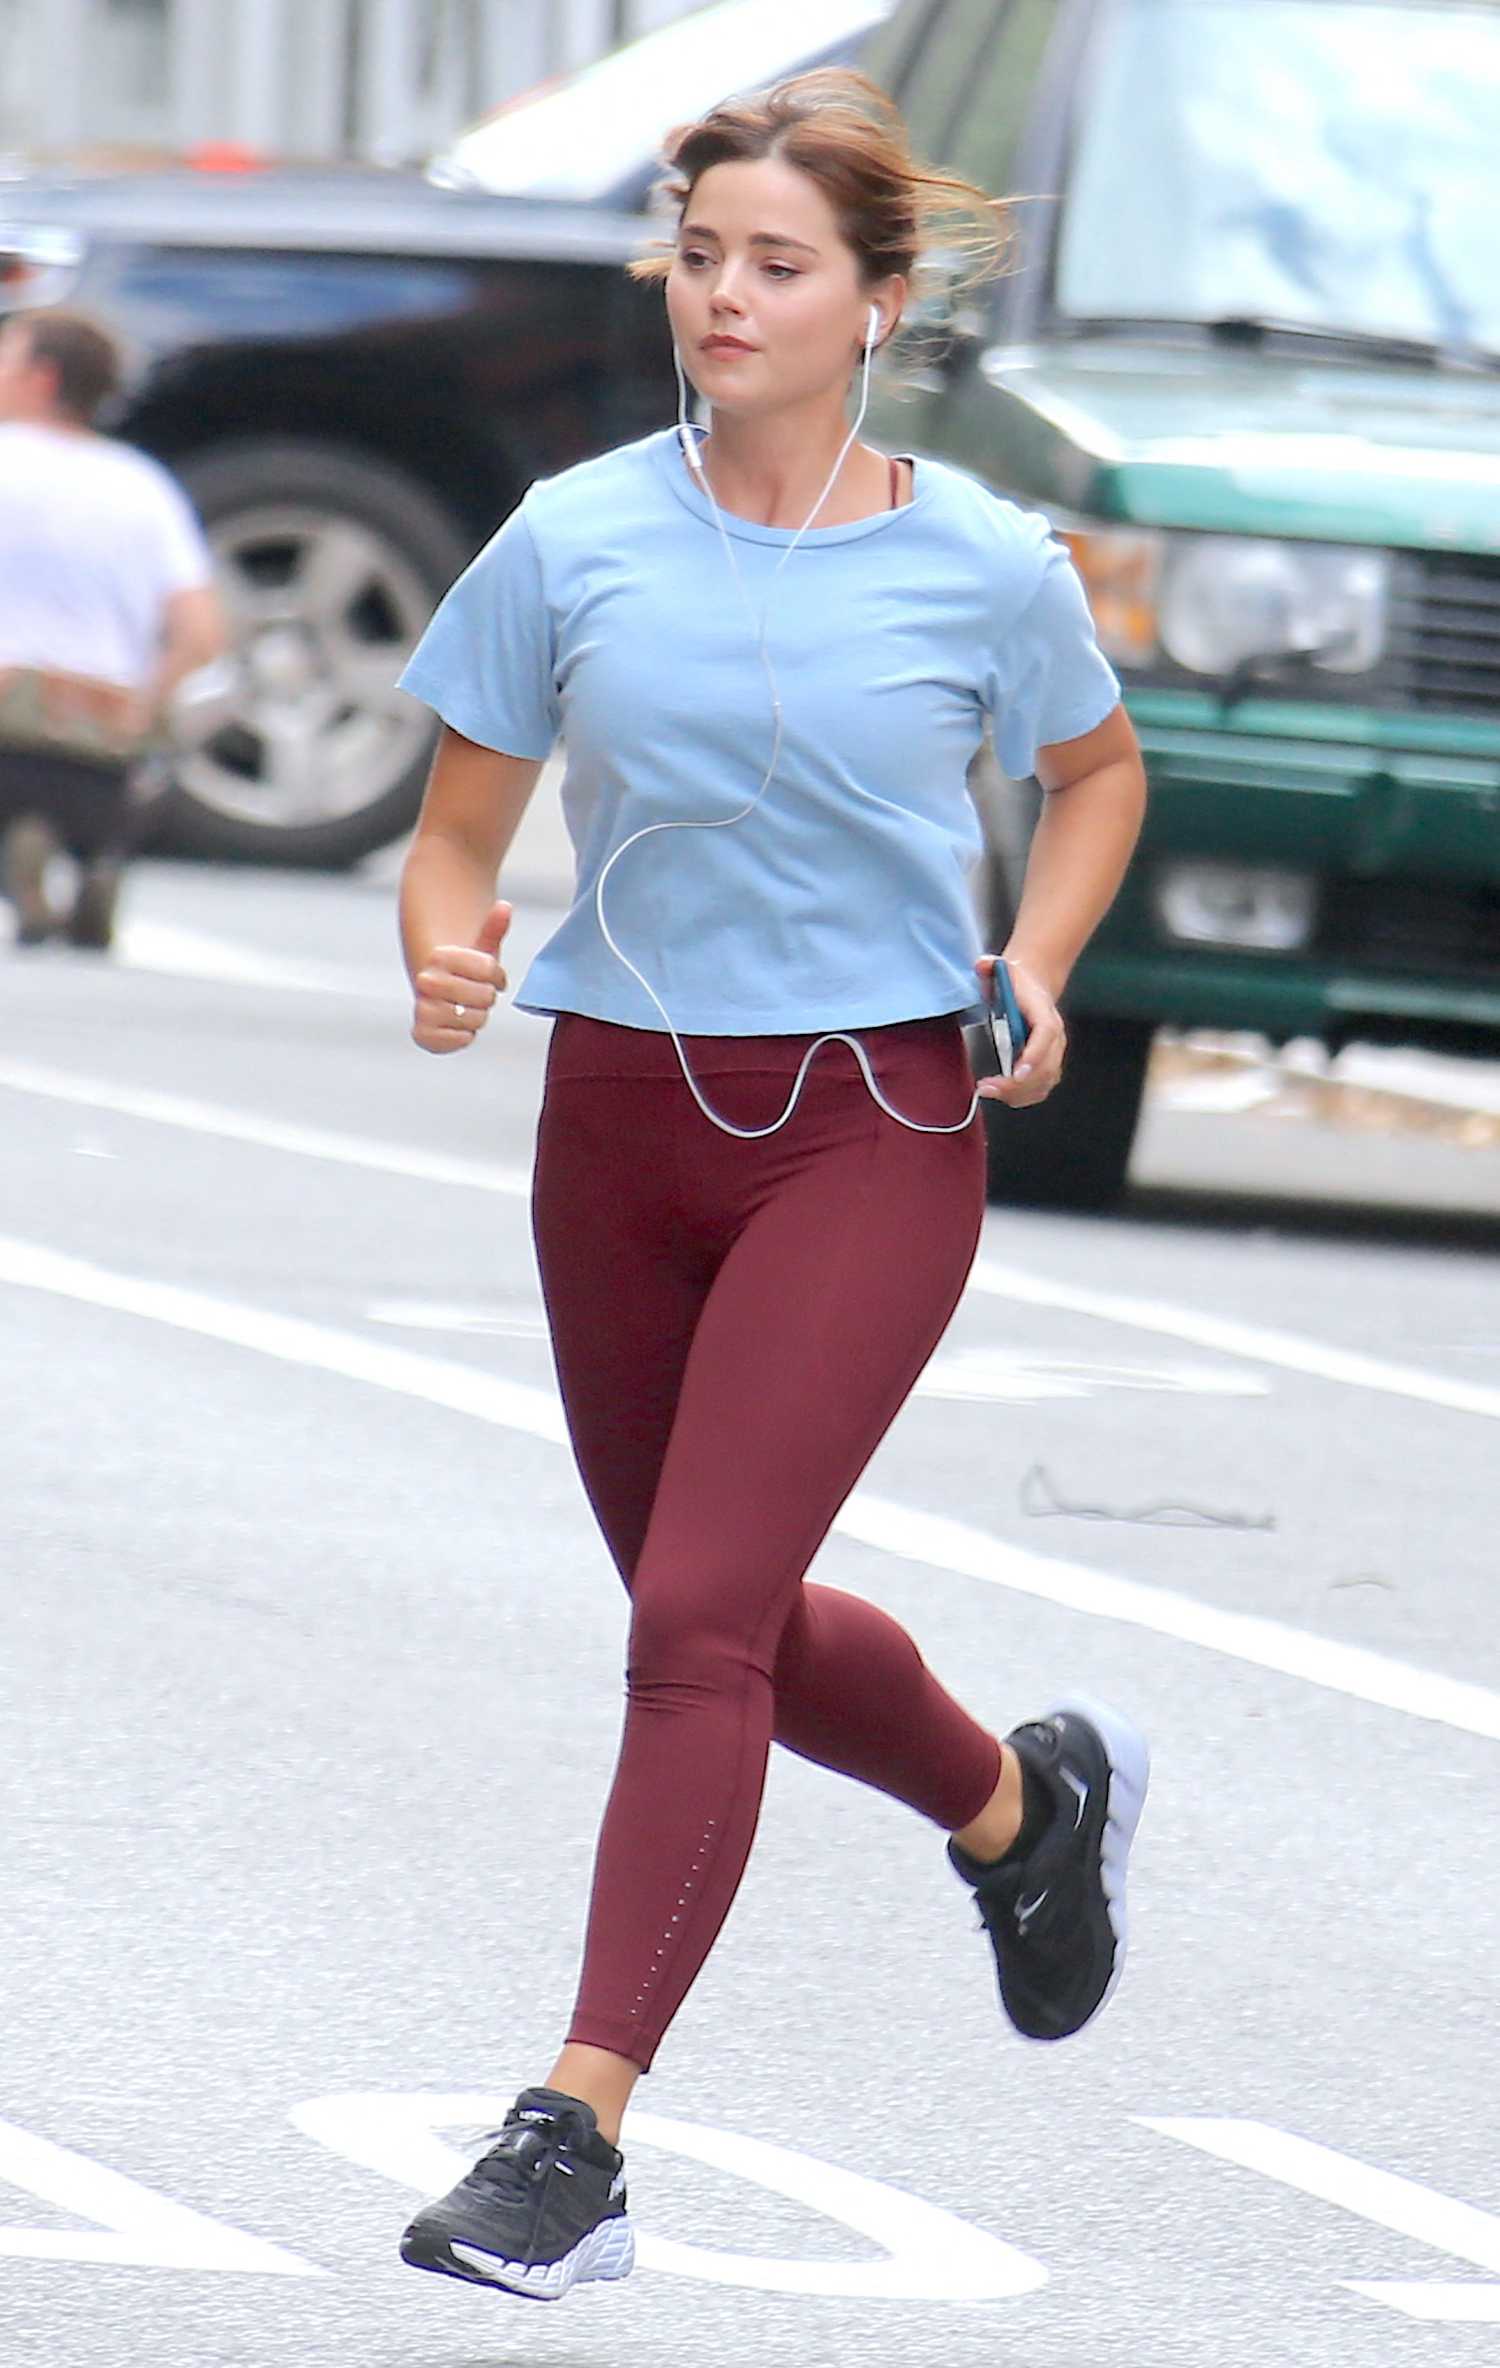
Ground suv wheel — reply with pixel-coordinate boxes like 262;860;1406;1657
983;1014;1153;1211
163;440;476;866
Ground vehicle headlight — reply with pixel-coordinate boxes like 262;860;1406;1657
1051;518;1390;682
1158;538;1389;676
1055;526;1165;669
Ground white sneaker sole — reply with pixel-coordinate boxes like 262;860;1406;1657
1046;1692;1150;2019
443;2212;636;2301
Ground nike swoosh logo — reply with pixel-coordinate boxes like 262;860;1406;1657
1017;1889;1049;1924
1062;1768;1090;1827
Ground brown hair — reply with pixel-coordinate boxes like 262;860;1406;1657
629;68;1012;307
15;308;124;423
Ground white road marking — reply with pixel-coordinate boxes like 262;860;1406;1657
3;1056;1497;1424
115;919;394;1002
835;1495;1500;1739
1339;2282;1500;2322
293;2093;1045;2300
0;2115;324;2275
0;1058;534;1198
4;1233;1499;1745
914;1347;1268;1402
0;1236;568;1445
365;1296;548;1337
1142;2118;1500;2322
970;1257;1500;1424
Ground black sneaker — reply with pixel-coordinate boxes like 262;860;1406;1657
67;859;121;951
399;2088;634;2302
949;1695;1149;2042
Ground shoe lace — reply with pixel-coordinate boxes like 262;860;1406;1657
469;2119;576;2205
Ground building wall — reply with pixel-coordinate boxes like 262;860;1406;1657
0;0;711;165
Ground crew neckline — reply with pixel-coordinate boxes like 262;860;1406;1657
655;426;929;545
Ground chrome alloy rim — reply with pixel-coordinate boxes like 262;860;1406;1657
175;503;437;831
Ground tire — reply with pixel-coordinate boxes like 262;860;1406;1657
983;1013;1154;1212
160;440;478;867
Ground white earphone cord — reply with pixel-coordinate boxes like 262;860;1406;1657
591;311;980;1140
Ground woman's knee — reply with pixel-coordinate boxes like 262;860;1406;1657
625;1567;768;1700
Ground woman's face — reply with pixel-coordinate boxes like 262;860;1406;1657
666;156;900;414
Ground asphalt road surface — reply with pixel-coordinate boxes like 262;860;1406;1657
3;855;1499;2368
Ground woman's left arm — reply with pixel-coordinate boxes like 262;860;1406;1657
976;701;1147;1107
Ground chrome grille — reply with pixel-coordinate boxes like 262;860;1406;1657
1387;550;1500;720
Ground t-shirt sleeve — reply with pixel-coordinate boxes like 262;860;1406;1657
983;526;1122;781
398;501;560;759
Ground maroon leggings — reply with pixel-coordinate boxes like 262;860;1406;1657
531;1013;1004;2072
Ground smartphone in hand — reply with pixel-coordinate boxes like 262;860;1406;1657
985;957;1028;1079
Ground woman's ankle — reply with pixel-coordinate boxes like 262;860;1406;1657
544;2042;641;2147
950;1742;1023;1865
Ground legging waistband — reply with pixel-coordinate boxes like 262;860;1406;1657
545;1009;968;1084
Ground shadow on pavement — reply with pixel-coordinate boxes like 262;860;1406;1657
1118;1180;1500;1256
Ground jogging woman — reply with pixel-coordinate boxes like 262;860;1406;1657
394;70;1150;2306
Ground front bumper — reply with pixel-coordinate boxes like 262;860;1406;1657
1071;696;1500;1052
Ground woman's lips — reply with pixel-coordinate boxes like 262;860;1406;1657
702;336;755;353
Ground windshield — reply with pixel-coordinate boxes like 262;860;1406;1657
1056;0;1500;356
430;0;889;204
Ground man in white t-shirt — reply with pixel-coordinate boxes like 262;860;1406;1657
0;307;227;948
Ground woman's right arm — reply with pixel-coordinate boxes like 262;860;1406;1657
399;725;545;1055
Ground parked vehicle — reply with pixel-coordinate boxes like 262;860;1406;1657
0;0;891;869
866;0;1500;1207
431;0;891;206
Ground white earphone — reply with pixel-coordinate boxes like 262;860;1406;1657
599;309;979;1142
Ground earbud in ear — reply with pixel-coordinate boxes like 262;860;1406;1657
865;304;882;350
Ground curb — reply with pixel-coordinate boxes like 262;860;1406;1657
1150;1034;1500;1148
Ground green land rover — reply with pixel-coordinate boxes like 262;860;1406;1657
863;0;1500;1206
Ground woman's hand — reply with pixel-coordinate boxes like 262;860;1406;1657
412;900;512;1054
973;952;1066;1106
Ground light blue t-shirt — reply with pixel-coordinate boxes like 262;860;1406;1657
399;428;1120;1035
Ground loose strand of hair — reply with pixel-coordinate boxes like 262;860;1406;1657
628;67;1015;297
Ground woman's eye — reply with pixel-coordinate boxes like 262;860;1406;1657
675;250;797;279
